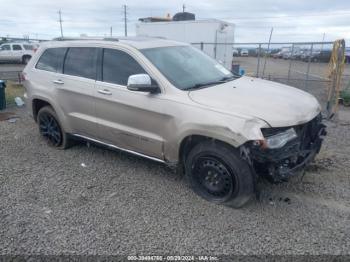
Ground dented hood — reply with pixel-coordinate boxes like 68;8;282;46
188;76;321;127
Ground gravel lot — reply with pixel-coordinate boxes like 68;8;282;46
0;106;349;256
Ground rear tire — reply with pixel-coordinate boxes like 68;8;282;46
185;141;254;208
37;106;74;149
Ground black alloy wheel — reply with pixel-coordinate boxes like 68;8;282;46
192;156;234;201
38;112;63;147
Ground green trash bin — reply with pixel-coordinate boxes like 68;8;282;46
0;80;6;110
340;82;350;107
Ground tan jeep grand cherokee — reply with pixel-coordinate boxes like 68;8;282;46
22;37;326;207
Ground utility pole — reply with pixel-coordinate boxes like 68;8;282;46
321;32;326;52
262;27;273;78
123;5;128;37
182;4;186;12
58;10;63;38
110;26;113;37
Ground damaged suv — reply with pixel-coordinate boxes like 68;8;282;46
23;37;326;207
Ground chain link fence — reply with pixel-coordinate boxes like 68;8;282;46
192;41;350;111
0;70;22;82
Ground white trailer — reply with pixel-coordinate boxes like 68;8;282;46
136;19;235;69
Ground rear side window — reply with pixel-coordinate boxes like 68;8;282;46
36;48;67;73
23;44;34;50
102;49;146;86
1;45;10;50
12;45;22;50
64;47;98;80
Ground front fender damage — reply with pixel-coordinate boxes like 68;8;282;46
239;114;327;183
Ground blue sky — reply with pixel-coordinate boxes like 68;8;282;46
1;0;350;43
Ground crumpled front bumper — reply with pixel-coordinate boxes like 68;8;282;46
245;114;326;182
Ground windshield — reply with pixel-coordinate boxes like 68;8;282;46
141;46;237;90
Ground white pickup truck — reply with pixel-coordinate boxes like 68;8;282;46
0;42;38;64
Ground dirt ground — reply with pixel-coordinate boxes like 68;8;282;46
0;106;349;256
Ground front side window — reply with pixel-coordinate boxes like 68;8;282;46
12;45;22;51
64;47;98;80
36;48;67;73
141;46;236;90
1;45;11;51
102;48;146;86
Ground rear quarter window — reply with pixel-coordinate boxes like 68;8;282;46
23;45;34;50
36;48;67;73
12;45;23;50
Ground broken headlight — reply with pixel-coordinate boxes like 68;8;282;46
264;128;298;149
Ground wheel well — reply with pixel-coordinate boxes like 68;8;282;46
179;135;231;164
22;55;31;62
32;99;51;121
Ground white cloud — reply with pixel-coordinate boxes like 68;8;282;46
0;0;349;44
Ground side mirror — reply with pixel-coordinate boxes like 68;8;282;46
127;74;159;93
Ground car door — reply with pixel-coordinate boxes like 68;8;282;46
0;44;12;61
94;48;167;159
56;47;99;137
11;44;24;62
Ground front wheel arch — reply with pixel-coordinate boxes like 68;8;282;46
32;99;51;122
37;106;74;149
178;134;242;165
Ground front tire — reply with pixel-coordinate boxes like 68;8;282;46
185;141;254;208
37;106;73;149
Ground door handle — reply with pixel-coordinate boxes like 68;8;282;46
53;79;64;85
98;89;112;95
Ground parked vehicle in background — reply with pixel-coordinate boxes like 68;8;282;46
22;37;326;208
0;42;38;64
301;50;319;62
240;49;248;56
282;51;292;60
269;50;280;58
282;51;300;60
297;50;308;60
232;49;239;57
300;50;311;61
289;47;302;60
310;50;332;62
301;50;331;62
272;51;283;59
